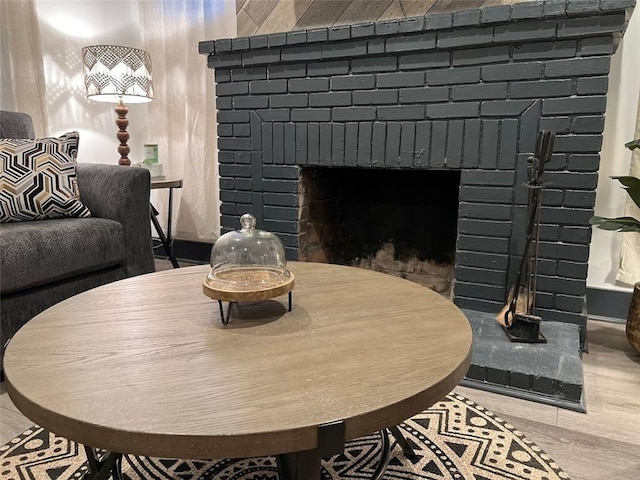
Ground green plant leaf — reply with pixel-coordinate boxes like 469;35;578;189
625;138;640;150
590;215;640;233
592;142;640;234
611;175;640;210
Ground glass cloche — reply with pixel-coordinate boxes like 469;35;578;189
206;214;291;290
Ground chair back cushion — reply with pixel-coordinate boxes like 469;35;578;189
0;111;35;139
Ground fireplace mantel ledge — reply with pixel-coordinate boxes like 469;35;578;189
199;0;635;62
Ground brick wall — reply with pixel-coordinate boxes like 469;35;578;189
199;0;635;336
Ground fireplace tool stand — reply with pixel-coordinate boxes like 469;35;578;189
499;131;555;343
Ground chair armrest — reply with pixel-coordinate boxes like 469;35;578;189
76;163;155;277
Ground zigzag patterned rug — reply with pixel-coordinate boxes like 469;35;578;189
0;393;569;479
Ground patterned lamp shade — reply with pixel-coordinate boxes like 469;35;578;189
81;45;153;103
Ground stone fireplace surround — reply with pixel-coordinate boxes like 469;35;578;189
200;0;634;407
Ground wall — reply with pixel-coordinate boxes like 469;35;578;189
588;7;640;291
35;0;151;166
23;1;235;244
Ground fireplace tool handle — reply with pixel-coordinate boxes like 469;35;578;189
500;131;554;343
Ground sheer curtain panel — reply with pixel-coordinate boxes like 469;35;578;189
138;0;237;243
0;0;49;135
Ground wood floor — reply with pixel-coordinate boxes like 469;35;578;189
1;264;638;479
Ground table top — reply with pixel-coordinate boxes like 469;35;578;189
150;177;183;189
4;262;472;460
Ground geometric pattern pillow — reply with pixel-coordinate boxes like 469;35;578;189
0;131;91;222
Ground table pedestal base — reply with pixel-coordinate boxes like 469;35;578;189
276;449;322;480
81;426;416;480
275;426;415;480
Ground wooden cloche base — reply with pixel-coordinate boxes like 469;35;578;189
202;267;295;303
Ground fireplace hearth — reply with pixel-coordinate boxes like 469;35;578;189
200;0;635;409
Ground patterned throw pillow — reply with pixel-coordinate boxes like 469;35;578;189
0;131;91;222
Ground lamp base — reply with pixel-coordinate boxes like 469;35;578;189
115;100;131;166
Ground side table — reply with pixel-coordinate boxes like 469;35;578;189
150;177;183;268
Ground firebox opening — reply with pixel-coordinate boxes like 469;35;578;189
299;167;461;295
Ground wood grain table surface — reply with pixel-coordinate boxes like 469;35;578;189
4;262;472;461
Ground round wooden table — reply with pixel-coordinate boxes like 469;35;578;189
4;262;472;479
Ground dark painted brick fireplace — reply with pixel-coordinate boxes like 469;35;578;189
200;0;634;346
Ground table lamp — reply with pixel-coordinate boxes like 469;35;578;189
81;45;153;166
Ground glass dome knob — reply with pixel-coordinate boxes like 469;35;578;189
240;213;256;231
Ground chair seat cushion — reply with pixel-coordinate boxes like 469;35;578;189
0;217;125;294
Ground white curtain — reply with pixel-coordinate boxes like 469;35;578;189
0;0;49;135
138;0;237;243
616;93;640;286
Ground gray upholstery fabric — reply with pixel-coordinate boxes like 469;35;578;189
0;111;156;367
0;111;35;139
0;218;125;294
77;164;155;277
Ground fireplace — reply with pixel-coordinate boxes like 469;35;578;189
200;0;634;343
299;167;460;295
200;0;635;406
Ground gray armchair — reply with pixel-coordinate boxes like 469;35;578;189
0;111;155;368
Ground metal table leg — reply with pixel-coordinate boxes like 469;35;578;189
150;203;180;268
389;425;417;459
83;446;123;480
